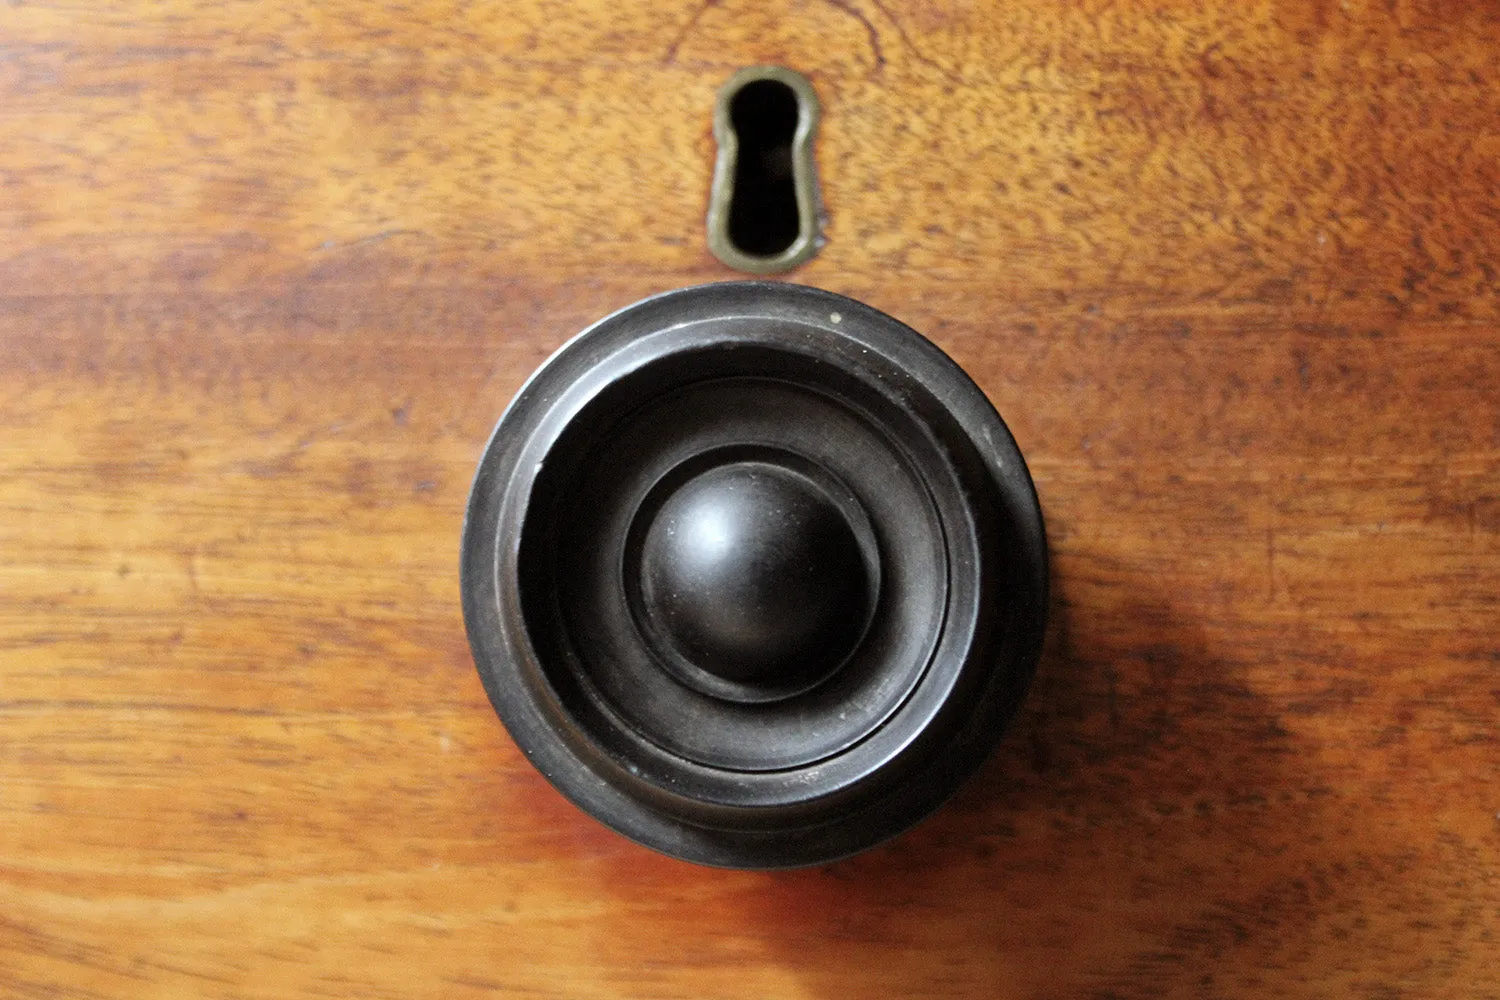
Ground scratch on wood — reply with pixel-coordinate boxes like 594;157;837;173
866;0;963;83
661;0;722;66
822;0;887;73
318;229;417;252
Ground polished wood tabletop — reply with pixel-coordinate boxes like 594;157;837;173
2;1;1497;997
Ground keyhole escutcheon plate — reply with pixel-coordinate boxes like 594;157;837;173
707;66;823;274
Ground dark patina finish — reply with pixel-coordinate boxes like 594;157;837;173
461;282;1048;868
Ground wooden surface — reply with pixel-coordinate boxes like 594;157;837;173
2;1;1498;996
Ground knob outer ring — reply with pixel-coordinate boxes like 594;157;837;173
461;282;1048;869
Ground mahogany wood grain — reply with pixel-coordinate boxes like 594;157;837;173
1;1;1497;997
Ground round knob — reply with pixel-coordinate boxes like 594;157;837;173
638;461;871;695
461;281;1049;869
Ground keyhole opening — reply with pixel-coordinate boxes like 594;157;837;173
708;67;821;274
727;80;801;258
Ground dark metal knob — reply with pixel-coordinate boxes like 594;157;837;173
637;460;874;700
461;282;1048;869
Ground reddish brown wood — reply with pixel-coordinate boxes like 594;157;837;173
1;1;1497;996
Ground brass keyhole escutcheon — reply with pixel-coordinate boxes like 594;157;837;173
707;67;822;273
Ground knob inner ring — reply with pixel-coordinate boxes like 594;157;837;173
530;360;951;773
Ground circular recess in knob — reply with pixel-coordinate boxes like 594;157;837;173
461;281;1049;869
635;459;875;701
